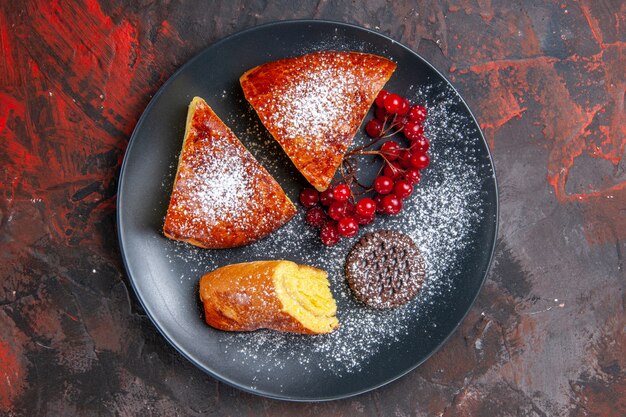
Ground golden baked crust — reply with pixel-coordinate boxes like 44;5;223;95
163;97;296;249
240;51;396;191
199;260;339;334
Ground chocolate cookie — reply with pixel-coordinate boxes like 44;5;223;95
345;230;425;309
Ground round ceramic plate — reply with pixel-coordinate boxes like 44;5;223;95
117;20;498;401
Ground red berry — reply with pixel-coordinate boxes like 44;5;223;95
373;176;394;194
394;180;413;199
404;120;424;141
399;150;413;169
380;141;401;161
337;217;358;237
375;106;388;121
305;207;327;227
328;201;348;221
408;105;427;123
382;194;403;215
299;188;319;208
355;198;376;217
320;222;340;246
365;119;384;138
411;136;430;153
410;153;430;169
397;98;409;116
355;212;375;225
404;168;421;185
374;194;386;213
383;94;403;114
383;162;403;179
333;184;351;202
375;90;389;108
319;189;335;206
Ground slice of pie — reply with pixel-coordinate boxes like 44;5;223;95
240;51;396;191
163;97;296;249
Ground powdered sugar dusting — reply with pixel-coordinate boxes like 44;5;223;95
167;134;259;240
277;78;355;143
165;107;295;246
255;55;366;154
175;142;253;225
163;81;494;380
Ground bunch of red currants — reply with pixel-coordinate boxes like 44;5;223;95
299;90;430;246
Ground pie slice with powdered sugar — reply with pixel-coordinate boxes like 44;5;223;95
240;51;396;191
163;97;296;249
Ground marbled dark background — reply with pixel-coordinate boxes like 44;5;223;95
1;1;624;416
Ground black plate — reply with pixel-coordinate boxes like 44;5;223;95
117;20;498;401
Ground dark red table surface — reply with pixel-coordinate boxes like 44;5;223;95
1;1;625;416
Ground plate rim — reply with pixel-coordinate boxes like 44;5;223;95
117;18;499;402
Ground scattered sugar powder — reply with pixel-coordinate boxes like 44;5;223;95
257;62;360;154
253;53;391;158
167;130;286;239
163;82;493;375
180;143;253;222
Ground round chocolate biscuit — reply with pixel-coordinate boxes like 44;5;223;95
345;230;425;309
